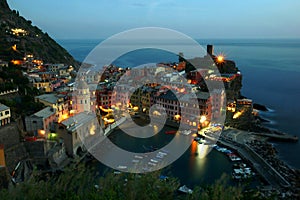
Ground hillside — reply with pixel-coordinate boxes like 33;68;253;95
0;0;79;66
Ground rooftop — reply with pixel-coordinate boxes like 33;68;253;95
35;94;59;104
76;80;89;90
0;103;9;112
180;91;210;101
32;107;56;119
61;112;96;132
157;90;182;101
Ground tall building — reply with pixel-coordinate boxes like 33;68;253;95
207;44;214;57
73;80;91;113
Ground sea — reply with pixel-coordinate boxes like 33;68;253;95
57;38;300;186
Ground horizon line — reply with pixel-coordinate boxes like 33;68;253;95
55;37;300;41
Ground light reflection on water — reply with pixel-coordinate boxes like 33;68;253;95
101;119;236;187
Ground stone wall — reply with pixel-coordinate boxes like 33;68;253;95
0;122;20;149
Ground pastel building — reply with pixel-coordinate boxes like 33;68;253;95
35;93;69;121
0;104;11;127
72;80;91;113
56;112;100;157
25;107;57;136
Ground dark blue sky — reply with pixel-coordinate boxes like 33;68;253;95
7;0;300;39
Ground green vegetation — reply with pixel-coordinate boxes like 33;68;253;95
0;164;269;200
0;63;44;116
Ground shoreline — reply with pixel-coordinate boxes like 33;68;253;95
220;127;299;195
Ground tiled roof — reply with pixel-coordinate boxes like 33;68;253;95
61;112;96;132
33;107;56;119
0;103;9;112
35;94;58;104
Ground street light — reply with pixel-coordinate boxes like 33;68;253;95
217;55;224;63
200;115;207;124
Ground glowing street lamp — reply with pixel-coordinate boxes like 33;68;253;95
200;115;207;124
216;55;225;63
174;114;181;121
217;55;224;63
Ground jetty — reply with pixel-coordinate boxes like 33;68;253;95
252;132;298;142
218;127;299;189
218;137;291;188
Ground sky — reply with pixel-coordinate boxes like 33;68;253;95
7;0;300;39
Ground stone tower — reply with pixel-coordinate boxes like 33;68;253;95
74;79;90;113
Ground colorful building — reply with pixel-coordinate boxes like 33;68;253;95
56;112;100;157
0;104;10;127
25;107;57;137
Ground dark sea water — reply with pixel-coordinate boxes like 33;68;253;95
57;38;300;174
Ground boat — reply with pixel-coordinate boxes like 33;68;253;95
134;155;144;159
132;159;140;163
117;165;127;169
232;167;254;180
233;163;247;169
198;138;215;145
224;149;232;154
228;154;242;161
218;147;228;152
232;172;242;180
165;130;177;134
158;151;167;156
178;185;193;194
150;159;159;163
156;154;164;159
180;130;192;135
143;145;158;152
159;175;168;181
156;151;167;159
148;162;157;166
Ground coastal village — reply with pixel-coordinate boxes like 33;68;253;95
0;0;299;199
1;43;299;197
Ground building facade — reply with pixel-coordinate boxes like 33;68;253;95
56;112;100;157
0;104;10;127
25;107;56;136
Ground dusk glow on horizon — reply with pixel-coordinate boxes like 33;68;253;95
7;0;300;39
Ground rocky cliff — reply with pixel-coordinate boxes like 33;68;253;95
0;0;79;66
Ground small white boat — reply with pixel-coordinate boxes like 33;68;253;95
232;173;242;180
148;162;157;166
117;165;127;169
181;130;192;135
178;185;193;194
229;156;242;161
156;151;167;158
218;147;228;152
142;167;151;172
150;159;159;163
156;154;164;159
134;155;144;159
158;151;167;156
